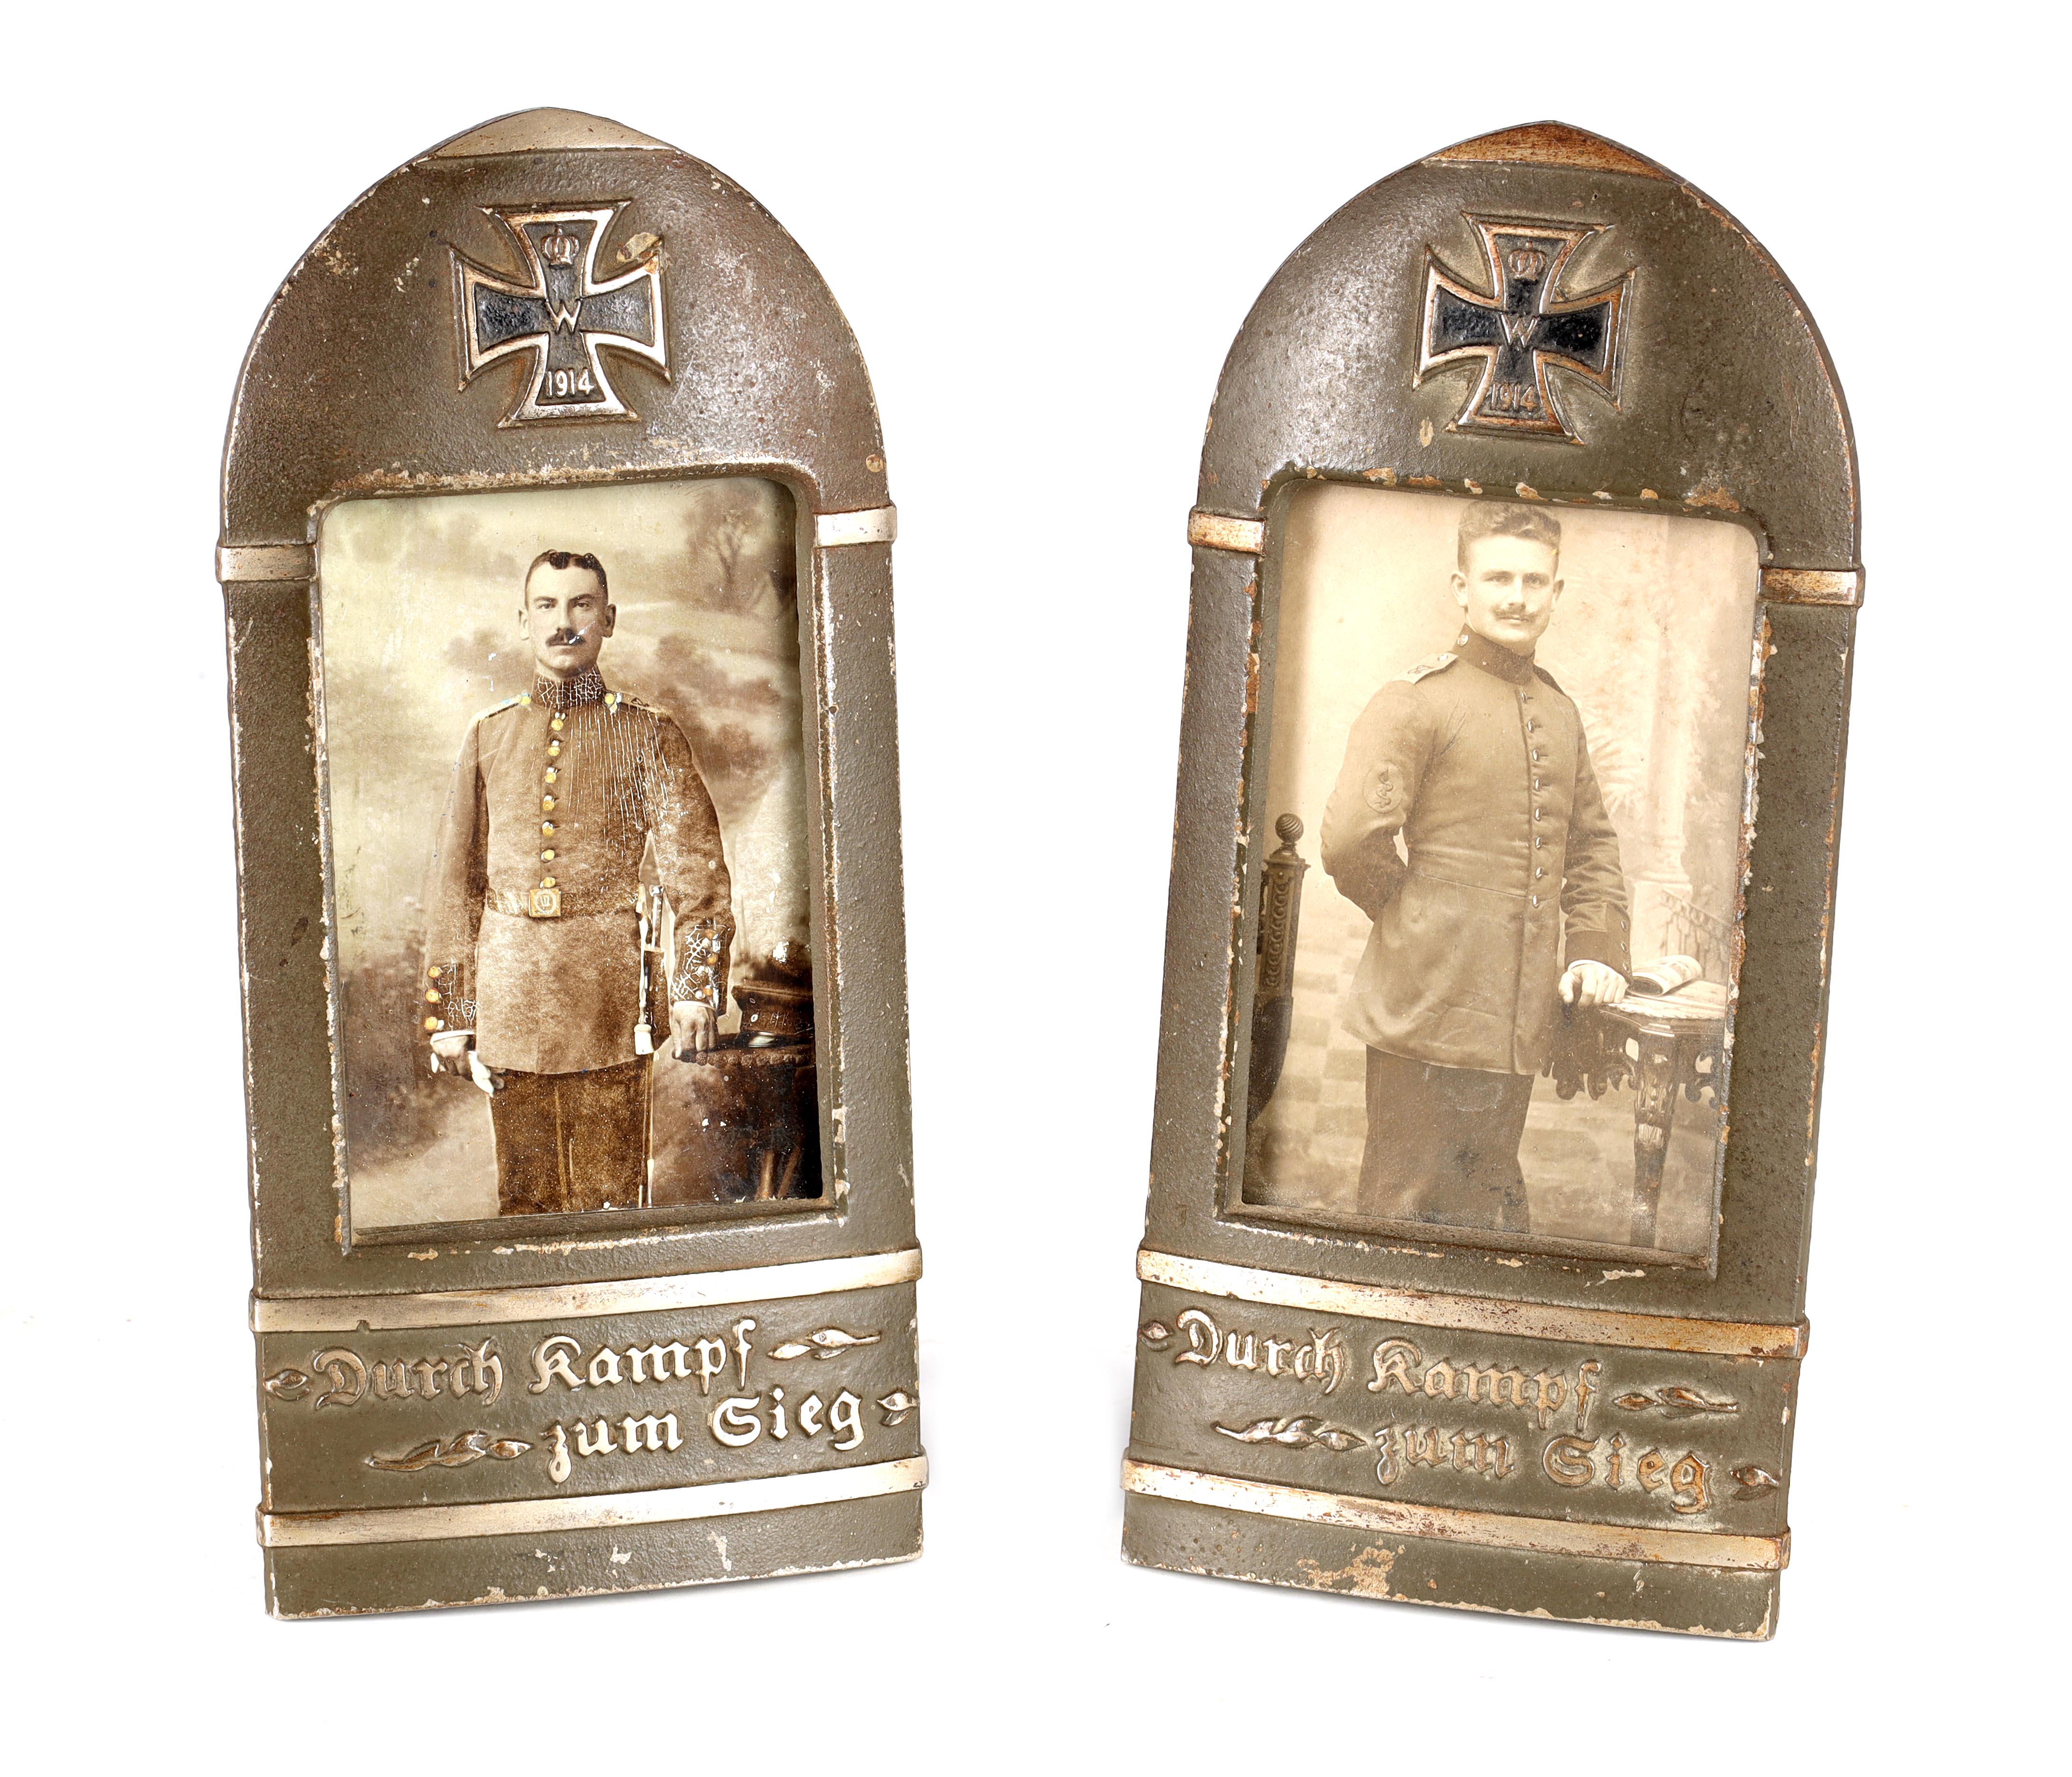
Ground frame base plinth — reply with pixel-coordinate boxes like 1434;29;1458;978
1122;1492;1777;1640
267;1490;921;1619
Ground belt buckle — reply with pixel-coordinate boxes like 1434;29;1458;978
527;886;562;918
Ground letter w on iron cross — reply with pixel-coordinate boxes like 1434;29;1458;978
1416;215;1631;443
452;205;668;426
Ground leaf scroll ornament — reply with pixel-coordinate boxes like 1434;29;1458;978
877;1390;917;1426
768;1327;883;1361
365;1431;532;1472
1613;1386;1740;1418
262;1368;311;1401
1138;1321;1172;1349
1214;1416;1368;1453
1729;1464;1781;1501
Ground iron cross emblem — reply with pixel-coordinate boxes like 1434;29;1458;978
1416;215;1632;443
452;205;668;425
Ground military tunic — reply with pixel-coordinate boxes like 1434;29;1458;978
420;665;733;1214
1320;627;1629;1227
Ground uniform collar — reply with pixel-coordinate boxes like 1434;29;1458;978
1454;626;1538;685
531;665;608;711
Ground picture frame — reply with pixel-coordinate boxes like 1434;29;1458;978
1121;121;1858;1638
220;109;923;1615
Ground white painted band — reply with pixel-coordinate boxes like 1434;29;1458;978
1759;567;1863;607
254;1247;923;1335
814;506;898;548
1123;1460;1785;1572
1187;510;1266;554
1137;1249;1805;1359
217;543;316;583
262;1455;927;1549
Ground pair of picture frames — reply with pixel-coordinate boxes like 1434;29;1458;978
222;111;1857;1637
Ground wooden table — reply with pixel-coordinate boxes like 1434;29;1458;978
1548;981;1728;1249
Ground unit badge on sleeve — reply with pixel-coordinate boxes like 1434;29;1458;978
218;110;921;1616
1123;123;1860;1638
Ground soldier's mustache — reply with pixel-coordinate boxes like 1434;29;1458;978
545;627;589;647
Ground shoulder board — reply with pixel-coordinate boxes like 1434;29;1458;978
604;689;655;715
1399;651;1457;684
472;694;526;725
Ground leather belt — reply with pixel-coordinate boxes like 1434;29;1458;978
486;889;635;920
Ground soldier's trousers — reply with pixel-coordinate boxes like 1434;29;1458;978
489;1059;651;1216
1359;1047;1533;1233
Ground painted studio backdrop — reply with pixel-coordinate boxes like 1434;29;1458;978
316;478;811;1228
1244;484;1758;1258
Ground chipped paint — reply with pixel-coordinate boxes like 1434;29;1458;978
1297;1544;1399;1598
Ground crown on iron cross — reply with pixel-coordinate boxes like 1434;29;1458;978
451;205;669;426
1415;215;1633;444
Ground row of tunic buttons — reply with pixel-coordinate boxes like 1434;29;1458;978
424;963;444;1030
1522;686;1547;908
540;707;564;884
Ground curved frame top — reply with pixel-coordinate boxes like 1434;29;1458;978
223;110;890;544
1195;120;1857;573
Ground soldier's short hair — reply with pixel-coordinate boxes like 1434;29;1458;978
525;549;610;598
1457;502;1560;567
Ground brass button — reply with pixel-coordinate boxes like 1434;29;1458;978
541;821;556;836
423;1016;441;1032
548;740;562;757
542;797;556;812
1534;836;1543;848
541;848;556;861
551;716;565;732
541;875;557;889
1531;895;1540;907
425;988;440;1004
1535;867;1545;879
545;767;558;783
427;965;441;979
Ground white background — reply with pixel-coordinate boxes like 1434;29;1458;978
6;5;2056;1769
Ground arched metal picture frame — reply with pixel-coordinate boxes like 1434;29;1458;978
220;110;923;1615
1123;122;1857;1637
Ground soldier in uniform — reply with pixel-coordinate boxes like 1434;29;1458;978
1320;504;1629;1233
420;549;734;1216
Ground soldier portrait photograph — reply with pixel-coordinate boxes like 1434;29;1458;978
1242;487;1760;1259
419;546;734;1217
314;479;823;1229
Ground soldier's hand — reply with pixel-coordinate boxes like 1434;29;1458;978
670;1001;719;1061
1560;961;1628;1009
429;1031;473;1074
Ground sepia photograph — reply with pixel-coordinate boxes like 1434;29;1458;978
316;478;822;1230
1242;485;1759;1260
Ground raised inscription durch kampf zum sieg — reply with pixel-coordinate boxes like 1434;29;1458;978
1140;1307;1782;1515
261;1318;917;1483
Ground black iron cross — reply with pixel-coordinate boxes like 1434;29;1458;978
1416;215;1631;443
453;205;668;425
